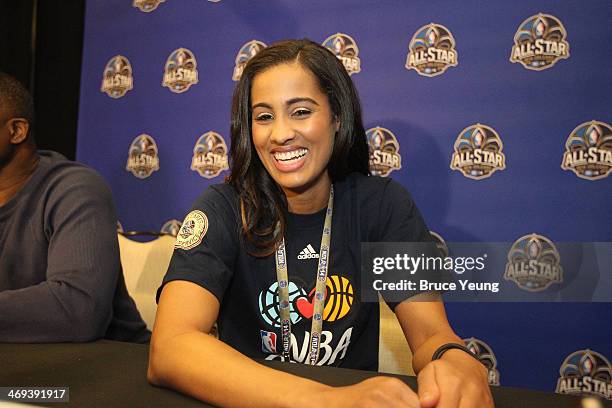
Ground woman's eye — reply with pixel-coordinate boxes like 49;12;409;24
255;113;273;122
292;109;311;118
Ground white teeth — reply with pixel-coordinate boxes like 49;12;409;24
273;148;308;162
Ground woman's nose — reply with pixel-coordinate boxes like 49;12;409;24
270;115;296;145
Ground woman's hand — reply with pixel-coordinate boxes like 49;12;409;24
393;298;495;407
417;349;494;408
321;376;421;408
319;352;493;408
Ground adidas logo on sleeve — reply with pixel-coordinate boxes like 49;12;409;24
298;244;320;260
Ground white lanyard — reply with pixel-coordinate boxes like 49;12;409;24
274;186;334;364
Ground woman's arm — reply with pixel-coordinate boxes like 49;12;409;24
395;295;494;408
149;281;421;408
148;280;329;407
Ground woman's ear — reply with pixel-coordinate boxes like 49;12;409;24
334;116;340;133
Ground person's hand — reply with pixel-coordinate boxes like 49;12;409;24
321;376;421;408
417;349;494;408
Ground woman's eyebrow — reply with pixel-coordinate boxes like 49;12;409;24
286;97;319;106
251;97;319;110
251;102;272;110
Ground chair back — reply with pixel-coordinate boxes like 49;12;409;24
379;299;415;375
118;234;175;329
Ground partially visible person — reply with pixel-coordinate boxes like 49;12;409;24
0;71;149;343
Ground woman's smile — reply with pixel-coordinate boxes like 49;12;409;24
271;146;308;171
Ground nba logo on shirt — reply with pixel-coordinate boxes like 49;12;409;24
260;330;277;354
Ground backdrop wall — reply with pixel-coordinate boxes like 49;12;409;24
77;0;611;396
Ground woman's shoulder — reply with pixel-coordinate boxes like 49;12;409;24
191;183;240;219
344;172;410;201
348;172;389;188
341;173;419;226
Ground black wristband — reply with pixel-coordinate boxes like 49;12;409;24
431;343;483;364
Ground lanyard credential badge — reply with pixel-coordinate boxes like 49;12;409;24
274;186;334;364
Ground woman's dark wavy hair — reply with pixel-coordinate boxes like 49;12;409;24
227;39;369;257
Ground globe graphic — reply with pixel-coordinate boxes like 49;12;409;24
259;281;306;327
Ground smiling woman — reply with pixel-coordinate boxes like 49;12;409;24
227;39;368;256
250;63;338;212
149;39;493;408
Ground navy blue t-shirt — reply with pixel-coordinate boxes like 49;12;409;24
158;173;430;370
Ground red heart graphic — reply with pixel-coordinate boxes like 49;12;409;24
295;288;327;319
296;296;314;319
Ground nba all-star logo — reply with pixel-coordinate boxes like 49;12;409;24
133;0;165;12
190;131;229;179
322;33;361;75
556;349;612;400
366;127;402;177
464;337;500;386
405;23;458;77
450;124;506;180
232;40;267;81
561;120;612;180
126;134;160;179
100;55;134;98
510;13;570;71
162;48;199;93
504;233;563;292
175;210;208;251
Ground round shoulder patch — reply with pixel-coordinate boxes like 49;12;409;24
175;210;208;250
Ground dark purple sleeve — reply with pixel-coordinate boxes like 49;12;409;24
157;186;238;305
377;178;435;311
377;178;432;243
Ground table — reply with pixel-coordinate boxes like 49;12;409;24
0;340;604;407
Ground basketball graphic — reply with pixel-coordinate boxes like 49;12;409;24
258;282;306;327
322;275;354;321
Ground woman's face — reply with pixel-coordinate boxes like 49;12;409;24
250;62;338;194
